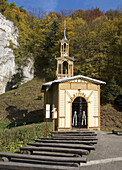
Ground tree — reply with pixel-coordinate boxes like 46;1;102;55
11;71;24;88
0;0;9;13
105;9;121;20
71;8;104;22
34;16;60;80
1;0;122;106
42;19;59;80
105;77;122;104
60;9;73;17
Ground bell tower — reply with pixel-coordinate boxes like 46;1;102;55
56;21;75;79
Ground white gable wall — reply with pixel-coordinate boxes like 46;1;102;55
59;89;99;129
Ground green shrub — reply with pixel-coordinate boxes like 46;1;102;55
0;122;52;153
0;123;8;130
37;95;43;100
11;72;24;87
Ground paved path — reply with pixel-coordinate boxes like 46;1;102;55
80;131;122;170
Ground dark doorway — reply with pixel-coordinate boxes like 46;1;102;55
72;97;87;128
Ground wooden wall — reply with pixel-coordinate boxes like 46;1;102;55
44;79;100;130
58;79;100;130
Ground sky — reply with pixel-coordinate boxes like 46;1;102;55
8;0;122;13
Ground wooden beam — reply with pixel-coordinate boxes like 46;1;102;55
51;130;96;134
0;162;79;170
41;137;97;141
35;139;97;145
20;146;89;156
27;143;95;151
98;85;100;129
0;152;87;163
51;133;97;137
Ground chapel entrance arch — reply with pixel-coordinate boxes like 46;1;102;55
72;97;87;128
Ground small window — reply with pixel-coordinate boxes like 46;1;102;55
58;64;61;74
64;43;66;54
69;64;72;75
63;61;68;74
64;43;66;49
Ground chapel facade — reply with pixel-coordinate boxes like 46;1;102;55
41;22;106;131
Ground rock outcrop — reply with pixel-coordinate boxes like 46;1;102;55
0;13;18;94
0;13;34;94
21;58;34;83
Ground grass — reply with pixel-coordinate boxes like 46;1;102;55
101;104;122;131
0;122;53;153
0;77;45;126
0;123;9;130
0;77;53;153
0;76;121;146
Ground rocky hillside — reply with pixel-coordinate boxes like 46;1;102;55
0;13;34;95
101;104;122;131
0;78;44;128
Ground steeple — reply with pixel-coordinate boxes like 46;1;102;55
64;20;66;38
55;21;75;80
61;20;68;41
60;20;69;57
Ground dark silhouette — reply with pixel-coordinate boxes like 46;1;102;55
6;106;44;128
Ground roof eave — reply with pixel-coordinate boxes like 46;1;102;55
60;38;70;43
55;56;75;61
41;75;106;91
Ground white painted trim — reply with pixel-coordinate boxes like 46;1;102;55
42;75;106;87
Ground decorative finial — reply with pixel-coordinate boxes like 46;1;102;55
60;20;69;42
64;20;66;38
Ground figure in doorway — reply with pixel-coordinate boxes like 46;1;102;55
78;112;82;128
72;111;77;126
82;111;86;125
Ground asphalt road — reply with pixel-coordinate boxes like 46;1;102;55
80;130;122;170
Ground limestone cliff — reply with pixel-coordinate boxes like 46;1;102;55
0;13;34;94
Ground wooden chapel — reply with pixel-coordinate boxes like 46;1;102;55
41;22;106;131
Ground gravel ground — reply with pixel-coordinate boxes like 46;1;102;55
80;130;122;170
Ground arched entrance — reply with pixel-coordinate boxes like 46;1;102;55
72;97;87;128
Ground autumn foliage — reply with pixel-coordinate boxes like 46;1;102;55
0;0;122;107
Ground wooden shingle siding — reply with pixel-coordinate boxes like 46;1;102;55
93;91;98;116
60;90;65;116
43;76;103;130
